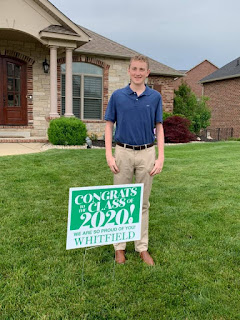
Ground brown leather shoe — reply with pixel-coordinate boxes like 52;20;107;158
115;250;126;264
140;251;155;266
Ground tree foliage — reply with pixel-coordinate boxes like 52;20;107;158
174;82;211;134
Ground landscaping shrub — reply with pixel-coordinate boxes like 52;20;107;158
89;133;98;141
174;82;211;134
163;115;196;143
163;111;173;121
48;117;87;145
163;111;185;121
228;137;240;141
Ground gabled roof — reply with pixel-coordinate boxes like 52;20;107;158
76;26;183;77
200;57;240;83
186;59;218;74
35;0;90;46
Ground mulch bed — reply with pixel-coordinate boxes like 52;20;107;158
92;140;116;148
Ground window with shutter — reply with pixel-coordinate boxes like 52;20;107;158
153;84;162;93
61;62;103;120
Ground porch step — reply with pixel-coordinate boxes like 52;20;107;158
0;137;48;143
0;131;31;138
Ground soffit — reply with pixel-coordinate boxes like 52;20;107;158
0;29;40;43
0;0;90;47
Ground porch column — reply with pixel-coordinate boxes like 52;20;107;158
64;48;74;117
49;46;59;118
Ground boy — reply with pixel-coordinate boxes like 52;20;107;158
104;55;164;265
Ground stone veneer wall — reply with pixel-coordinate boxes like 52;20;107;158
0;39;50;137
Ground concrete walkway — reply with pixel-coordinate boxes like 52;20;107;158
0;143;91;156
0;143;47;156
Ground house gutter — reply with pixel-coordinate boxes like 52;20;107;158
200;73;240;84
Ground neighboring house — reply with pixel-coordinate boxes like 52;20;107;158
200;56;240;138
0;0;183;141
174;60;218;97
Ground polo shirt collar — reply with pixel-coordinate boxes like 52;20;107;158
124;84;151;96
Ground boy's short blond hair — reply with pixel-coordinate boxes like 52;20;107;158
129;55;150;70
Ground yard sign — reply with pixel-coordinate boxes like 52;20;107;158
66;184;143;250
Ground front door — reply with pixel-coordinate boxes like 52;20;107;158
0;56;27;125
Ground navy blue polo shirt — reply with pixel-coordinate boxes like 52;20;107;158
104;84;163;145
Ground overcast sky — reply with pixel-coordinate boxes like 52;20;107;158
51;0;240;71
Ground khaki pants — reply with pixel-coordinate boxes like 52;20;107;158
113;145;155;252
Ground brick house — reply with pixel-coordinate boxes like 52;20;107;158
0;0;183;141
174;60;218;97
200;57;240;138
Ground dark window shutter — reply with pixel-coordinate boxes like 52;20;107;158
61;75;65;115
153;84;162;93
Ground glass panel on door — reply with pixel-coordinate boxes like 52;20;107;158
7;62;21;107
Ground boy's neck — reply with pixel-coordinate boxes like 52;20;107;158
130;83;146;95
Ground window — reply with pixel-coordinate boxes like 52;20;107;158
61;62;103;120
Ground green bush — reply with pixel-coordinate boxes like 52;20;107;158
163;111;185;121
163;112;173;121
174;82;211;134
228;137;240;141
48;117;87;145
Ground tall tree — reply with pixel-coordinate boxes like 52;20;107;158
174;82;211;134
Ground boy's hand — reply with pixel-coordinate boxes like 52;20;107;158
107;155;120;174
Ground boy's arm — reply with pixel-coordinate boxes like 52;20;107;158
105;121;119;174
150;122;164;176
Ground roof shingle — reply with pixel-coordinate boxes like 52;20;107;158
200;57;240;83
41;25;78;36
76;26;183;77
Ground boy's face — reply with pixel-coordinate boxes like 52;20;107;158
128;60;150;86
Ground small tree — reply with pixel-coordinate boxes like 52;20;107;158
163;115;196;143
174;82;211;134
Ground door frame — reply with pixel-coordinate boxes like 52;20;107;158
0;58;3;124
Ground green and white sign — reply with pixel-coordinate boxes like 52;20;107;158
66;184;143;250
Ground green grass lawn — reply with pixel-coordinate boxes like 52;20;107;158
0;142;240;320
